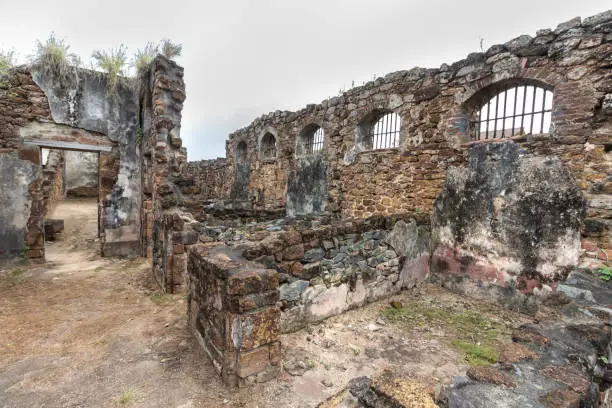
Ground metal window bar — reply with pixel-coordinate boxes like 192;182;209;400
305;127;324;154
370;113;401;149
472;86;553;140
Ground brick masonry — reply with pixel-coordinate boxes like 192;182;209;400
183;11;611;269
187;244;281;387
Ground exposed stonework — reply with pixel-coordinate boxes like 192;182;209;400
179;11;611;391
178;158;228;220
140;56;189;290
431;141;586;298
41;149;65;217
187;244;281;387
183;11;611;270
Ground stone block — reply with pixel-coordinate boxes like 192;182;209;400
283;244;304;261
237;345;270;378
227;306;280;351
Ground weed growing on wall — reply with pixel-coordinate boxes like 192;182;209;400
92;45;128;93
598;265;612;282
31;33;80;85
160;39;182;60
0;49;14;76
133;42;158;74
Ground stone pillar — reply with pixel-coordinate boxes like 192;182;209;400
187;245;281;387
145;55;188;291
19;145;45;260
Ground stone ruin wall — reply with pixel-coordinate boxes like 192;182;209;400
181;11;611;384
0;58;158;261
0;69;54;259
184;11;611;269
41;149;65;217
139;56;194;293
179;158;228;220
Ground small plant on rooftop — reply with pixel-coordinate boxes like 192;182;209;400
132;41;158;75
31;33;80;84
160;38;182;60
92;45;128;93
0;49;15;76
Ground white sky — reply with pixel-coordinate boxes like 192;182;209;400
0;1;609;160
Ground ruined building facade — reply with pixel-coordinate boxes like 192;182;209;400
0;10;610;394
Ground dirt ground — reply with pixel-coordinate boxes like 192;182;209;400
0;199;534;408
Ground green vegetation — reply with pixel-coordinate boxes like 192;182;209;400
598;265;612;282
3;268;26;286
150;293;176;306
132;42;158;74
92;45;128;92
381;302;506;366
31;33;79;82
115;390;134;405
160;38;182;60
451;340;499;366
0;49;14;76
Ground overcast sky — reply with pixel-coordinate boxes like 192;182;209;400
1;1;609;160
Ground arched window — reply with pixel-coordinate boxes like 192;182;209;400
297;124;324;156
358;111;401;150
260;132;277;159
471;85;553;140
236;141;247;163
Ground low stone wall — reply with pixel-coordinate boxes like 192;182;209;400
207;214;432;332
152;210;198;293
278;222;428;332
186;244;281;387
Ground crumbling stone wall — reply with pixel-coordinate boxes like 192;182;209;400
431;141;586;305
215;11;611;268
178;158;228;220
41;149;65;216
194;214;431;332
0;69;54;260
187;244;280;387
140;56;190;291
64;151;98;198
0;63;141;261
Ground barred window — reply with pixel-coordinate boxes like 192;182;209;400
236;141;247;163
297;124;324;156
471;85;553;140
260;132;276;159
368;112;401;149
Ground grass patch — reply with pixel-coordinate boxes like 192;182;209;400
381;303;504;341
3;268;26;285
7;268;24;278
114;390;134;405
150;293;176;306
451;340;499;366
381;302;506;366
